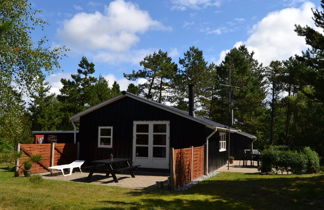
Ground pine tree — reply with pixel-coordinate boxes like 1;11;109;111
174;46;211;113
124;50;177;103
210;46;266;137
127;83;140;95
88;76;111;106
295;0;324;102
111;81;121;98
29;76;63;130
57;57;97;129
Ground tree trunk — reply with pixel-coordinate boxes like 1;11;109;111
147;76;155;99
158;78;163;103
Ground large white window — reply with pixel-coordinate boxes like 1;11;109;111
219;132;226;152
98;126;113;148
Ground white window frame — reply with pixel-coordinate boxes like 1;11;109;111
219;132;226;152
98;126;113;148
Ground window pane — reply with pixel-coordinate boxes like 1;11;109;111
153;124;166;133
136;124;148;133
100;137;111;146
101;128;111;136
153;147;166;158
136;134;148;145
136;147;148;157
153;134;166;145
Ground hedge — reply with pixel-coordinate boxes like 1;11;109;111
260;146;320;174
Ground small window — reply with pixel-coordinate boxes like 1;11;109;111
98;126;113;148
219;132;226;152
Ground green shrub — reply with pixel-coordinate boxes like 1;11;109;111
277;150;292;173
24;161;32;170
0;139;13;152
260;148;279;173
303;147;320;173
289;151;307;174
270;145;289;151
261;146;314;174
30;154;42;163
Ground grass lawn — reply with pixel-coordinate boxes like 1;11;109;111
0;166;323;210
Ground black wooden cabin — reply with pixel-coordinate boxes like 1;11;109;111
70;91;256;171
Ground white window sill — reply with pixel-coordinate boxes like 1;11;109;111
219;149;226;152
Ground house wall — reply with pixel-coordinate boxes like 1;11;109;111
230;133;253;160
78;97;208;162
33;133;76;144
208;133;227;172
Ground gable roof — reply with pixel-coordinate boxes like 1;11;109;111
70;91;256;139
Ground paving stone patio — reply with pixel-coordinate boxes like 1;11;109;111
216;160;260;173
43;171;169;189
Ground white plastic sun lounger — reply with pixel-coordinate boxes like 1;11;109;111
48;160;85;176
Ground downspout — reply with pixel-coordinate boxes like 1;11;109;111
71;120;77;144
205;128;218;175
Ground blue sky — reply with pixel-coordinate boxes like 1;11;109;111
30;0;320;93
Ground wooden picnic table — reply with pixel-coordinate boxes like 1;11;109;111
87;158;138;183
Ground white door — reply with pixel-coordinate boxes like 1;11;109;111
132;121;170;169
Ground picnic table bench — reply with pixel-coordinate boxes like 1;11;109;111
87;158;139;183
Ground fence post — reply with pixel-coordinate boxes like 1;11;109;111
170;148;176;190
51;143;55;166
15;143;21;175
191;146;194;181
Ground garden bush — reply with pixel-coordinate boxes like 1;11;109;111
303;147;320;173
260;146;318;174
260;148;279;173
289;151;307;174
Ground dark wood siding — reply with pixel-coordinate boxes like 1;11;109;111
230;133;252;160
79;97;207;161
208;132;227;172
33;133;76;143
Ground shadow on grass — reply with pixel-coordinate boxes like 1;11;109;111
113;173;324;210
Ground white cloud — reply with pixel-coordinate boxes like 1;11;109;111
202;26;229;35
93;49;154;65
217;2;315;66
59;0;164;52
104;74;129;90
104;74;146;91
169;48;180;58
46;72;140;94
284;0;308;7
171;0;221;10
46;73;71;95
73;5;83;11
93;48;179;65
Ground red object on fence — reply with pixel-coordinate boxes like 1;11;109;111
35;135;45;144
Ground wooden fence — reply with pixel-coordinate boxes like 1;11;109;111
171;145;205;189
17;143;77;175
